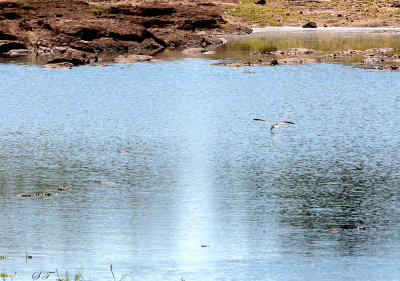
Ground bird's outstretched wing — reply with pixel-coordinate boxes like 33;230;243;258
253;119;272;125
275;121;295;126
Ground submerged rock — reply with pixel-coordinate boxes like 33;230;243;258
7;49;29;56
181;47;206;54
361;64;400;71
214;57;319;67
45;62;74;69
114;54;153;63
46;49;98;66
271;48;319;55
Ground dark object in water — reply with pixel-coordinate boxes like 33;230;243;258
201;244;210;247
16;193;52;197
57;186;69;192
303;22;317;28
327;226;369;231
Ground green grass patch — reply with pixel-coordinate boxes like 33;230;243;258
0;272;15;279
228;0;399;26
89;8;102;15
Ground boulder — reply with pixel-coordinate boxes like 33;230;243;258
302;22;317;28
46;48;98;66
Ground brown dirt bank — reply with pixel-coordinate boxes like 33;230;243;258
0;0;250;66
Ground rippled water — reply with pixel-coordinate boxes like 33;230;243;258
1;30;400;280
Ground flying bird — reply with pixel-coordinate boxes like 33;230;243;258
253;119;295;132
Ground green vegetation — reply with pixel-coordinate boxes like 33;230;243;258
21;8;35;13
56;270;84;281
229;0;302;26
0;272;15;280
89;8;102;15
228;0;400;27
89;6;111;15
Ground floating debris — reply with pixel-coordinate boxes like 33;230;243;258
117;150;127;154
16;193;52;198
101;180;116;185
57;186;69;192
327;226;369;231
201;244;210;248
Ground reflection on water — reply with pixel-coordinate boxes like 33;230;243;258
233;27;400;52
1;39;400;280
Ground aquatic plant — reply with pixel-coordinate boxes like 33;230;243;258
110;264;128;281
55;270;84;281
0;272;15;280
25;250;33;262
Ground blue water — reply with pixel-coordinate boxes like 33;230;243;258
1;58;400;280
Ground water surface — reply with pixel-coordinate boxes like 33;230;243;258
1;29;400;281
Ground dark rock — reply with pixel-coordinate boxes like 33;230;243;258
47;48;97;66
254;0;266;4
0;30;18;40
391;1;400;7
4;12;20;19
303;22;317;28
0;41;26;53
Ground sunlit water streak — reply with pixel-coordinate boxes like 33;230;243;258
0;56;400;280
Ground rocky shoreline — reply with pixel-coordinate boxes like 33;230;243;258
1;0;400;70
215;47;400;70
0;0;250;68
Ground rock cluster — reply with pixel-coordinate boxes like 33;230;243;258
0;0;250;68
